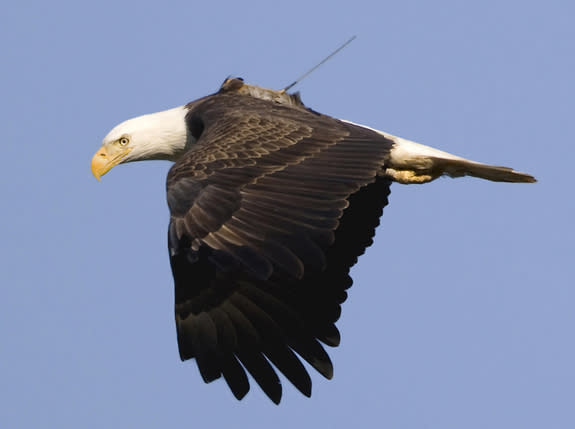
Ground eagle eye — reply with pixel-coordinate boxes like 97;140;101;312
118;137;130;146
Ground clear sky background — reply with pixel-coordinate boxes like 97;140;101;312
1;1;573;428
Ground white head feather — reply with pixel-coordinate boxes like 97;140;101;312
103;106;189;162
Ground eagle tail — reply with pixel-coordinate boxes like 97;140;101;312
382;133;536;184
431;157;536;183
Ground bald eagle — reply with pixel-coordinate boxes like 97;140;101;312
91;78;535;404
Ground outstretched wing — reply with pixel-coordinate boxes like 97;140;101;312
167;92;394;403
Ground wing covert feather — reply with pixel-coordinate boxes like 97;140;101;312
167;92;393;402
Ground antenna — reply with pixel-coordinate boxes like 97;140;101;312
281;35;357;93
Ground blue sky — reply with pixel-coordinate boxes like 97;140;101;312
1;0;573;427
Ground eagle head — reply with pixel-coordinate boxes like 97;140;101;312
91;106;189;180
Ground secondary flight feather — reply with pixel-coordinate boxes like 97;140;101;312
91;77;535;404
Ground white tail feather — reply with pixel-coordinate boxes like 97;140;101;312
341;120;536;184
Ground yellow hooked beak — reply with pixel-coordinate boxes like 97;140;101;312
91;144;133;181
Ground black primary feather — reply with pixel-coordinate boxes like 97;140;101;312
167;85;394;403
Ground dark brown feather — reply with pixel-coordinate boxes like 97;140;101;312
168;89;394;403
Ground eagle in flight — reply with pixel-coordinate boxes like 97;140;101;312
91;77;535;403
